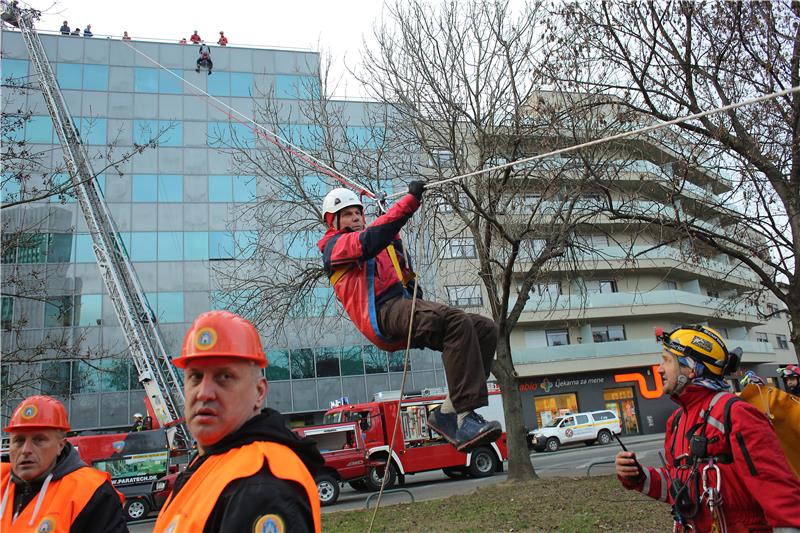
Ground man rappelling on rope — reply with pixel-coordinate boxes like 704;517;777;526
615;325;800;532
317;182;502;452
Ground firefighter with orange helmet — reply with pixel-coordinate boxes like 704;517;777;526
1;396;127;532
153;310;323;533
778;364;800;396
615;325;800;532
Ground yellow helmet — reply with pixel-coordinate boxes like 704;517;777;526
656;325;740;376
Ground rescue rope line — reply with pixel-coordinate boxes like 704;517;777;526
120;41;376;198
367;216;425;533
385;84;800;200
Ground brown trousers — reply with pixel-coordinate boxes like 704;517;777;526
378;296;498;412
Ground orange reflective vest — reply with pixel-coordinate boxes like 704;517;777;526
154;441;321;533
0;463;117;533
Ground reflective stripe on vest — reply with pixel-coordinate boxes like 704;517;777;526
0;463;116;533
330;243;414;288
153;441;321;533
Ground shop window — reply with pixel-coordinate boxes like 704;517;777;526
446;285;482;307
363;345;388;374
265;349;290;380
340;346;364;376
157;232;183;261
1;296;13;329
603;387;639;435
2;59;29;81
592;325;626;343
290;348;316;379
534;393;578;428
316;347;341;378
56;63;82;90
130;232;157;262
275;74;319;100
546;329;570;346
184;232;209;260
447;237;476;258
134;67;158;93
75;294;102;326
47;233;73;263
776;334;789;349
44;296;74;327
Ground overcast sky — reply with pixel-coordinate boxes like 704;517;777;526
34;0;389;97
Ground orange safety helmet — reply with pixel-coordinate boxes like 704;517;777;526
4;395;70;432
173;310;267;368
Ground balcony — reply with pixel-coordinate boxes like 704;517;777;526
514;289;760;325
513;338;776;365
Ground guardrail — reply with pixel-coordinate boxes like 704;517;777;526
586;459;616;477
365;488;415;509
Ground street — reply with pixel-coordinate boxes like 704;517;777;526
128;433;664;532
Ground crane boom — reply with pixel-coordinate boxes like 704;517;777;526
12;9;189;447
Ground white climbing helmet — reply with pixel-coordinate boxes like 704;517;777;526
322;188;362;225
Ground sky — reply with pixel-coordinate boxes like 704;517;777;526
33;0;389;97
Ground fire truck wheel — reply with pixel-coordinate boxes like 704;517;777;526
468;446;498;478
348;479;370;491
442;466;468;478
365;461;397;491
316;473;340;506
123;498;150;521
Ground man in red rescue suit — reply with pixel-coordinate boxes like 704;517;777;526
615;325;800;532
153;310;323;533
1;395;127;532
317;183;501;452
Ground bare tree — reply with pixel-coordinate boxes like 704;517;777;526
552;1;800;362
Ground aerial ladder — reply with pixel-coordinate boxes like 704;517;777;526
9;7;189;448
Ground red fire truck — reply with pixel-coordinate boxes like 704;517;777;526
322;386;507;491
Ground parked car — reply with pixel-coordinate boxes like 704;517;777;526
528;410;621;452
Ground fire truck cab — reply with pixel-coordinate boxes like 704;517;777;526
323;387;507;491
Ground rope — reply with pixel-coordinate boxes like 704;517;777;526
119;40;376;198
367;215;425;533
386;84;800;199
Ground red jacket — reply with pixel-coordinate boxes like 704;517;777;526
317;193;421;351
619;385;800;532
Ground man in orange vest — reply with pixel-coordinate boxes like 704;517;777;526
0;395;127;532
154;310;323;533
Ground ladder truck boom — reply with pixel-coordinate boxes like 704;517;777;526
12;8;189;447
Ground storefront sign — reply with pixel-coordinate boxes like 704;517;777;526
614;365;663;399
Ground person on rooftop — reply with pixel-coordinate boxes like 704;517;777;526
217;31;228;46
179;37;187;44
60;21;70;34
122;31;131;41
190;30;201;43
71;27;80;35
83;24;92;37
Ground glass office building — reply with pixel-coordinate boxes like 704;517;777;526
0;29;445;429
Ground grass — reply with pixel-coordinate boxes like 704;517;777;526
322;475;672;532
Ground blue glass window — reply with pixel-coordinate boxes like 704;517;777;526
44;296;73;327
134;120;182;147
184;232;209;260
208;175;232;202
77;117;107;145
132;174;157;202
74;234;95;263
158;175;182;202
157;292;183;323
233;175;256;202
316;347;340;377
312;287;336;317
209;231;235;260
134;68;158;93
302;175;327;201
364;345;388;374
280;124;321;150
158;232;183;261
347;126;384;150
26;116;53;144
2;59;28;82
235;231;256;259
50;173;75;203
341;346;364;376
275;75;320;100
47;233;73;263
207;71;230;96
56;63;82;90
207;122;254;148
130;232;157;261
230;73;253;97
76;294;102;326
82;64;108;91
290;348;315;379
284;232;314;259
1;174;21;203
265;349;290;380
159;70;182;94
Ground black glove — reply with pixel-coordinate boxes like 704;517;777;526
408;180;426;200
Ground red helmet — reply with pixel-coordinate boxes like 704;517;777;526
173;310;267;368
4;396;70;432
778;364;800;378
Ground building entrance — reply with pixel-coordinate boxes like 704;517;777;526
603;387;640;435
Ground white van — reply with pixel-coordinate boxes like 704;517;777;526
528;410;622;452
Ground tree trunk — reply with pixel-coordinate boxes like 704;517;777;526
494;336;537;481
